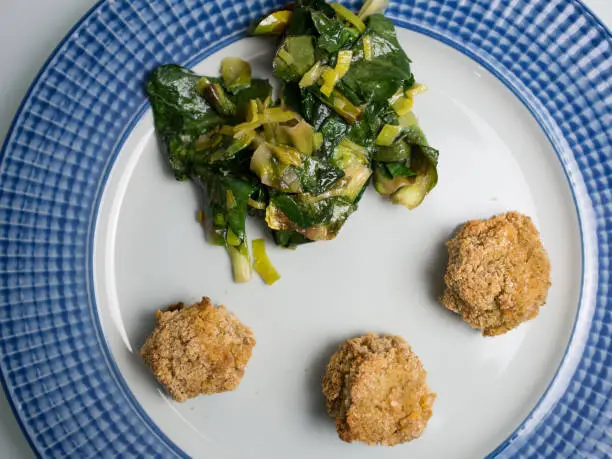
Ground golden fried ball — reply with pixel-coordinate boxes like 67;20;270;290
322;333;435;446
441;212;551;336
140;297;255;401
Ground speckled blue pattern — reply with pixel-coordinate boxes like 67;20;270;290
0;0;610;457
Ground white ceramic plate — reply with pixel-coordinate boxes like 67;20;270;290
94;32;583;459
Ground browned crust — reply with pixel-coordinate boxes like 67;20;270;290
441;212;551;336
322;334;435;446
140;297;255;401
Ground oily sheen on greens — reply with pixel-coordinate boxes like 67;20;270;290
146;0;439;283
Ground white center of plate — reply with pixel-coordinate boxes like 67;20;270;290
94;30;582;459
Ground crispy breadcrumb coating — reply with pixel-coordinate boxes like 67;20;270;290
322;334;435;446
141;297;255;401
441;212;551;336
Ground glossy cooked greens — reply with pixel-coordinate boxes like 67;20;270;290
146;0;438;283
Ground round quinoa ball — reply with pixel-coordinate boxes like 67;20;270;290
322;333;435;446
441;212;551;336
140;297;255;401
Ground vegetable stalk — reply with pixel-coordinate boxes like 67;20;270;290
252;239;281;285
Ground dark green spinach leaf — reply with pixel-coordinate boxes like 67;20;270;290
311;12;359;53
341;15;414;104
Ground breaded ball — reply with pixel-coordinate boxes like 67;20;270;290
322;334;435;446
441;212;551;336
140;297;255;401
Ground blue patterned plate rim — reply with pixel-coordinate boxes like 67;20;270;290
0;0;610;457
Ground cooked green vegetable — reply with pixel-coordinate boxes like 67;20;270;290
273;36;315;82
299;61;325;88
250;10;293;36
321;89;362;124
221;57;252;94
376;124;403;146
406;83;428;98
362;35;373;60
147;0;439;283
252;239;281;285
196;78;236;117
358;0;388;19
311;11;360;53
320;50;353;96
266;193;357;241
389;89;413;116
280;119;316;154
330;3;366;32
147;65;225;180
253;147;344;195
194;172;255;282
342;15;415;104
374;142;438;209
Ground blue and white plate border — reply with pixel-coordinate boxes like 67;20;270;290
0;0;610;457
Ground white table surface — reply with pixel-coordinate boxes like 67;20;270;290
0;1;610;457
